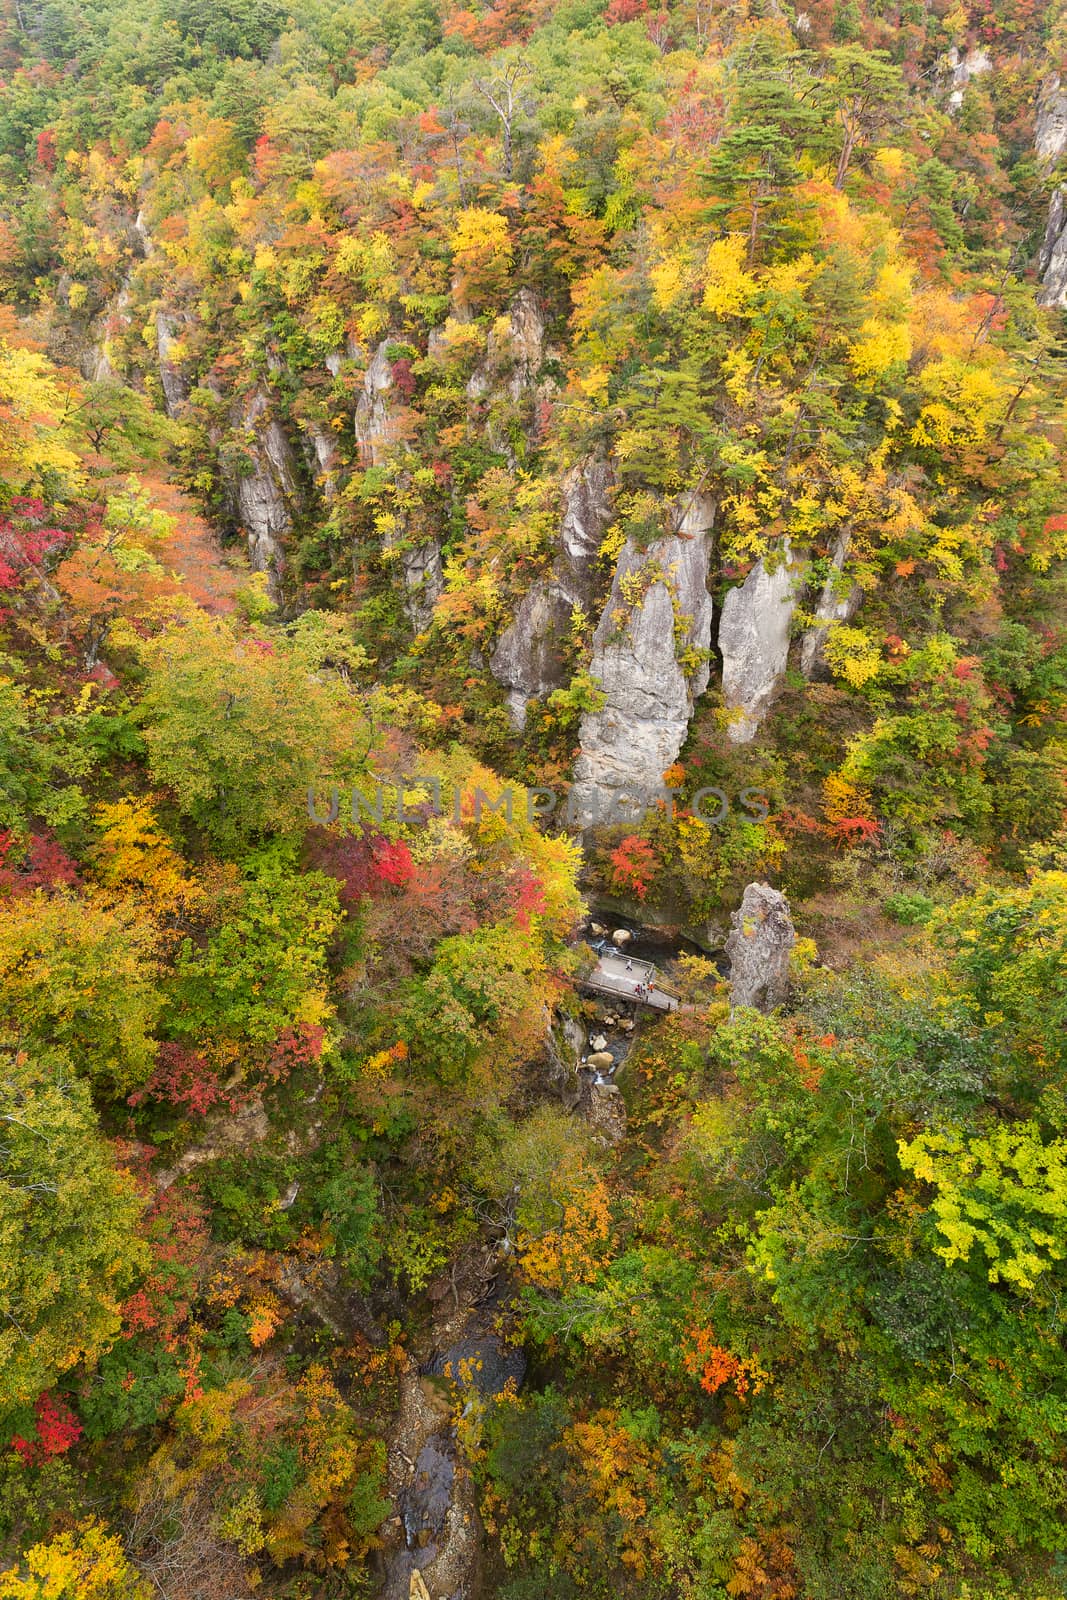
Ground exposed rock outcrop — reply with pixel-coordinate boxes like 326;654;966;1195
1038;192;1067;308
946;44;992;109
725;882;796;1013
79;210;157;382
491;459;615;728
156;309;191;417
1037;76;1067;309
718;541;806;743
570;495;716;825
394;537;445;633
467;289;557;461
355;339;399;467
1036;72;1067;163
356;339;443;630
467;287;550;404
301;421;340;500
800;530;862;679
230;388;300;592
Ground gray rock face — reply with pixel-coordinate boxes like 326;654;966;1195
134;209;154;258
570;495;716;824
156;310;190;418
82;284;132;382
355;339;398;466
301;419;340;502
800;530;862;679
725;882;796;1013
396;536;444;633
1038;192;1067;308
355;339;442;630
1037;77;1067;309
1036;75;1067;312
1036;73;1067;164
467;289;557;462
491;459;616;728
947;44;992;109
232;388;300;592
467;287;548;403
718;541;806;743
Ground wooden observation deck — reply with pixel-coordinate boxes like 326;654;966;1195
580;951;679;1013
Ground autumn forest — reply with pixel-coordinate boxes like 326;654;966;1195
0;0;1066;1594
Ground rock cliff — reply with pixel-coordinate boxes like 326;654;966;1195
230;388;301;593
718;541;806;742
570;494;715;825
466;288;556;461
1037;75;1067;309
156;309;191;418
356;340;443;631
800;530;862;679
491;459;615;728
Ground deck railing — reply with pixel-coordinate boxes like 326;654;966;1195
581;969;680;1012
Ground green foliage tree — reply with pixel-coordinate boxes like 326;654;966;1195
136;611;375;849
0;890;161;1093
169;843;341;1054
0;1047;147;1412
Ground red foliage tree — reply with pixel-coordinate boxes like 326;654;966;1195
608;835;657;900
305;828;414;905
119;1188;210;1352
0;499;68;594
604;0;647;21
11;1393;83;1463
263;1022;326;1083
127;1043;235;1117
0;830;81;897
509;866;547;930
35;128;57;172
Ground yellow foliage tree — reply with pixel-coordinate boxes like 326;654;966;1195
0;341;82;494
0;1521;150;1600
91;796;204;925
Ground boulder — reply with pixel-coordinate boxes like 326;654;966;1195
718;541;806;743
587;1050;615;1070
725;882;796;1013
570;495;716;823
587;1079;626;1145
590;1033;608;1052
800;530;862;679
612;928;633;946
